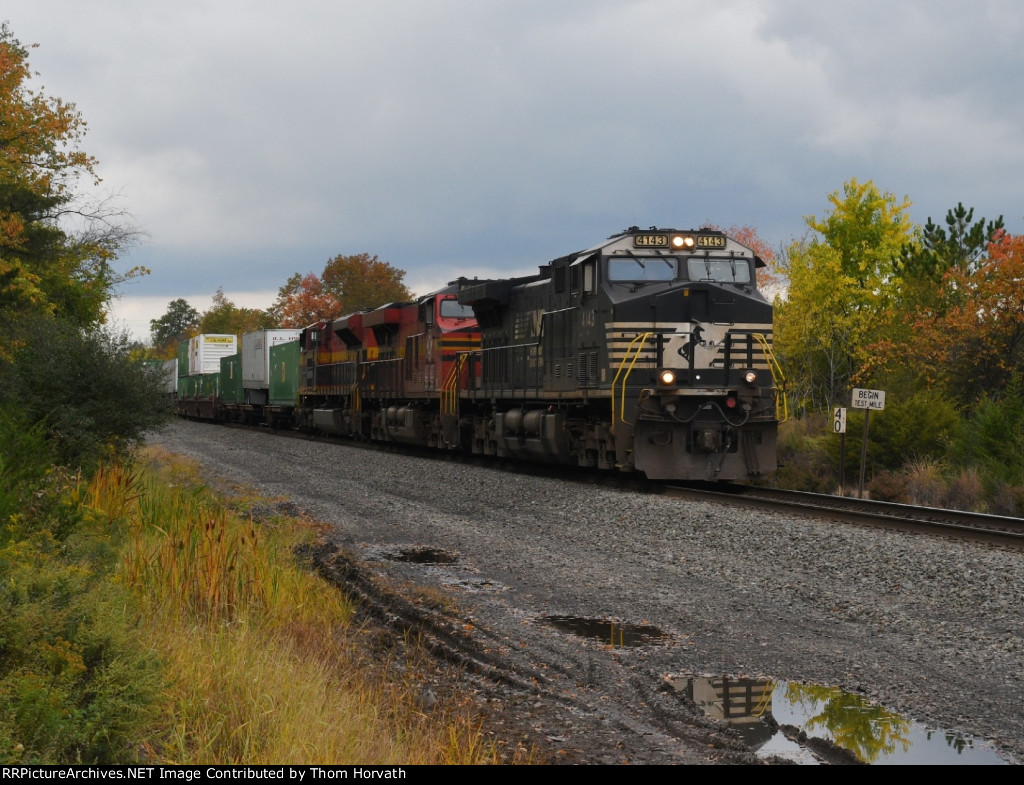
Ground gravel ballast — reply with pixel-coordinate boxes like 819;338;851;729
149;420;1024;765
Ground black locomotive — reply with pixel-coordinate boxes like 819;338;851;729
453;226;783;480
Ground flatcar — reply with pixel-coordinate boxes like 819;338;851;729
175;226;784;481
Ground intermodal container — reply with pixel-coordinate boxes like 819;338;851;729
189;334;237;375
268;339;300;406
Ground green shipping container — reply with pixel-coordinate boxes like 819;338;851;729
269;339;300;406
220;354;244;405
178;374;198;398
198;372;220;399
177;340;190;378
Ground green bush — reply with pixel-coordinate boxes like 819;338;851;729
0;316;173;471
950;384;1024;492
810;391;959;491
1;410;50;539
0;408;84;544
0;480;162;763
773;414;839;493
778;395;962;497
859;390;960;473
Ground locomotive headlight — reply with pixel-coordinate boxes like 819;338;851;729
670;234;696;250
743;370;758;385
658;369;677;386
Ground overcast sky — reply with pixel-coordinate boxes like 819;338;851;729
7;1;1023;341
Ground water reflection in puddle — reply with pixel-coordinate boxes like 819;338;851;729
538;615;671;648
668;676;1012;765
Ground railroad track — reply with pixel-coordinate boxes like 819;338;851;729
213;418;1024;548
663;482;1024;549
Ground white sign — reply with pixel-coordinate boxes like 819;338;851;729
851;388;886;410
833;407;847;434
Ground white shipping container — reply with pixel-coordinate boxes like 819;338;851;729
161;358;178;395
189;334;237;375
242;329;301;388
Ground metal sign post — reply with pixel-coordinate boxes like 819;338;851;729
858;410;870;499
850;389;886;499
833;407;847;496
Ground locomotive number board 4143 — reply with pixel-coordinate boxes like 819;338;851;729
633;233;728;249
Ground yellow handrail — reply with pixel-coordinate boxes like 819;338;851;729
751;679;777;717
610;332;653;434
440;353;466;416
350;366;367;413
752;332;788;423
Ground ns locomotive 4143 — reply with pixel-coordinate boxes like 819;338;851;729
296;226;784;481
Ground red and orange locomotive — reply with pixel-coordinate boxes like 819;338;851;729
297;283;480;450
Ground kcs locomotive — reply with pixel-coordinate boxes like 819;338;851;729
278;226;784;481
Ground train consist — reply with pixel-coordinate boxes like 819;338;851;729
170;226;784;480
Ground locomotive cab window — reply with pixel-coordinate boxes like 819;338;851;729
607;256;676;282
439;298;474;320
686;257;752;284
570;253;597;296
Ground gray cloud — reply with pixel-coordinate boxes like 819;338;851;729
6;0;1022;338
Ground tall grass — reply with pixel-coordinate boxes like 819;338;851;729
109;447;500;765
1;446;161;764
125;485;267;622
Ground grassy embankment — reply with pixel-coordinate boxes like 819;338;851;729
1;444;503;764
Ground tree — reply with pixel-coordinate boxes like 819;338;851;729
321;253;412;314
898;203;1004;279
906;231;1024;403
0;314;172;468
149;297;198;354
269;272;341;327
894;203;1004;316
867;204;1006;395
196;288;273;336
0;24;142;329
774;179;915;411
0;23;165;468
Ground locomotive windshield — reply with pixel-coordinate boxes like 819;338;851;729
606;255;753;284
607;256;676;282
686;257;752;284
439;298;475;319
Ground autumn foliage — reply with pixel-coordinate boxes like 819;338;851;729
0;23;141;327
321;253;412;315
270;272;341;328
196;288;274;336
769;180;1023;512
893;230;1024;402
773;179;915;411
270;253;412;328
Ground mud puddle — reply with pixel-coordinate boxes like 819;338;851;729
668;675;1014;765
